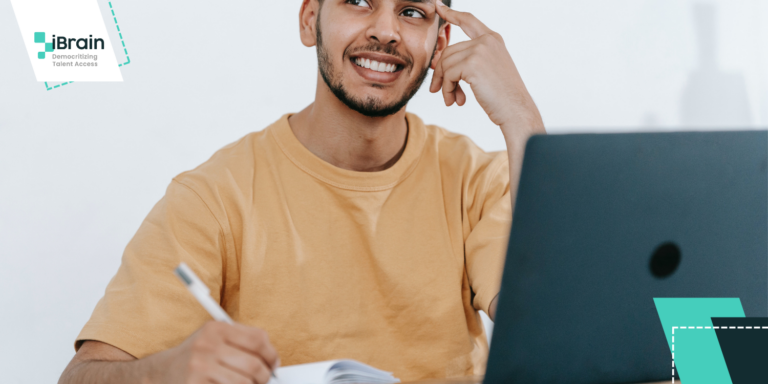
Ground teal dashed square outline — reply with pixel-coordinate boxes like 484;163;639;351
44;1;130;91
110;1;131;67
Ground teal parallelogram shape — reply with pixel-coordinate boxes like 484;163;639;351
654;298;744;384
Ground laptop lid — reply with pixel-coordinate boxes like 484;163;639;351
485;131;768;384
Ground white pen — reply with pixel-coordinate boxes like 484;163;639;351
174;262;279;382
174;262;234;324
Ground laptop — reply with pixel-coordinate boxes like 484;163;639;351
484;131;768;384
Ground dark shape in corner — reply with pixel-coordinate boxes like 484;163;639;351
711;317;768;384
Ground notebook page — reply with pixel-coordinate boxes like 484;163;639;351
270;360;340;384
327;360;400;384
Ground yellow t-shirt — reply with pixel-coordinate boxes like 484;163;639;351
77;113;512;381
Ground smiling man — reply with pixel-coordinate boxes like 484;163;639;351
58;1;545;383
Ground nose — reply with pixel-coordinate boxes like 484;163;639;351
367;8;401;45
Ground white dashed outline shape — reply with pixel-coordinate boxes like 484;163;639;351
670;325;768;383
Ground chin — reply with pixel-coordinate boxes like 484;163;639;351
346;84;403;104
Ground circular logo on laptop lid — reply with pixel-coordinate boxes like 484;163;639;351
650;242;682;278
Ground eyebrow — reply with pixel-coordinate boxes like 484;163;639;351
397;0;434;5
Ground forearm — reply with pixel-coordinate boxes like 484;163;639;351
59;348;168;384
492;118;543;325
60;323;278;384
500;105;546;216
501;131;528;215
59;360;146;384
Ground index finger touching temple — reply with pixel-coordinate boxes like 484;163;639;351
436;0;493;39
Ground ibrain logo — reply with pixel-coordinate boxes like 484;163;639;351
34;31;104;59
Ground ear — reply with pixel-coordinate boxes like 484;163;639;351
430;24;451;70
299;0;320;47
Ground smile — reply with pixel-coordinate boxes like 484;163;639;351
354;58;401;74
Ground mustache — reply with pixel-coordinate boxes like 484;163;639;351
344;43;414;67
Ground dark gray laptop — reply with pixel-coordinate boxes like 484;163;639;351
484;131;768;384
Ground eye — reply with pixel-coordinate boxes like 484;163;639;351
401;8;425;19
345;0;371;8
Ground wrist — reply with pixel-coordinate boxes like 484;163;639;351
501;116;545;152
500;126;531;154
498;104;546;139
141;347;175;384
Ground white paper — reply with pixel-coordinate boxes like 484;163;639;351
270;359;400;384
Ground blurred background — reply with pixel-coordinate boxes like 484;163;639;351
1;0;766;382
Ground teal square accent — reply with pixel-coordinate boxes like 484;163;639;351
38;52;45;59
34;32;45;43
45;42;53;52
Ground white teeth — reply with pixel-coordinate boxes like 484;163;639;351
355;58;397;73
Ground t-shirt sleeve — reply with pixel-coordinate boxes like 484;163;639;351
75;179;229;358
464;153;512;314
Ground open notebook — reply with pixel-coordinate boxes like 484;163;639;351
268;359;401;384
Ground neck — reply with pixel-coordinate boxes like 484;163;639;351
288;73;409;172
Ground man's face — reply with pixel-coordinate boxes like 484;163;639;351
314;0;445;117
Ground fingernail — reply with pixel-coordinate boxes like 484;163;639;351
437;0;446;7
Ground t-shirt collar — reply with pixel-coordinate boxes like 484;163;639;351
270;112;426;191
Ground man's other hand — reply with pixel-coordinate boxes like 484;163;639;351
59;321;280;384
164;321;280;384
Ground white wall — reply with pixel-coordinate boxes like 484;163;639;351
0;1;765;383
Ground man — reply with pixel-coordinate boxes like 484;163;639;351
59;0;545;383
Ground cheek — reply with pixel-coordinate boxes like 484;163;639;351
422;32;435;55
403;31;436;69
321;12;368;61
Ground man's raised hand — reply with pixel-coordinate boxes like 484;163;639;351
430;0;544;138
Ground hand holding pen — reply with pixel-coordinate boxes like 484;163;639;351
171;262;281;384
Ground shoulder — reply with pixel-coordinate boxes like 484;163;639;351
170;116;286;208
414;115;509;186
173;131;264;192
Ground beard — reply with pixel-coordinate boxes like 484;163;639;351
316;22;437;118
